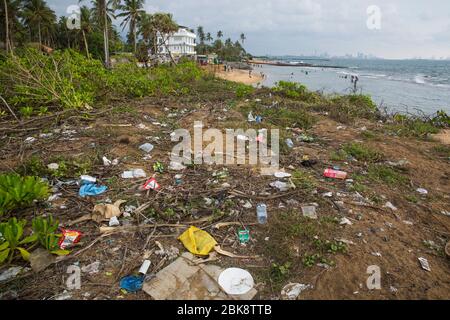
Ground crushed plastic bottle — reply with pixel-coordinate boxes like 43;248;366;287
256;203;268;224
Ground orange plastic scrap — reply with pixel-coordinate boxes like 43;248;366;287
178;226;218;256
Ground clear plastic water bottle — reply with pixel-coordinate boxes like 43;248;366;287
285;138;294;149
256;203;268;224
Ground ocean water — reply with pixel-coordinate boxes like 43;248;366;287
257;58;450;115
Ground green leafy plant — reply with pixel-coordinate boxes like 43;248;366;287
32;216;69;256
0;218;37;264
19;106;34;118
0;174;50;215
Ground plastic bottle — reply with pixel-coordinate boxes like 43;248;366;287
285;138;294;148
256;203;268;224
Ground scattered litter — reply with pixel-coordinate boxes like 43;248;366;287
247;112;256;122
79;183;107;197
383;202;398;211
270;181;290;192
120;275;144;292
323;168;348;180
121;169;147;179
340;217;353;225
139;260;151;274
274;171;292;179
80;175;97;184
237;228;250;244
102;156;119;166
281;283;312;300
47;163;59;171
390;286;398;293
24;137;36;144
416;188;428;195
53;290;72;300
109;216;120;227
92;200;126;222
256;203;268;224
59;229;82;249
168;161;186;171
0;267;24;282
143;178;160;190
218;268;254;295
47;193;62;202
143;253;257;300
322;192;333;198
242;201;252;209
418;257;431;272
285;138;294;148
403;220;414;226
302;206;318;220
178;226;218;256
82;261;101;274
371;252;382;257
441;210;450;217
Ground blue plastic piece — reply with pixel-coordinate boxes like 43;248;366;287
120;275;144;292
79;183;108;197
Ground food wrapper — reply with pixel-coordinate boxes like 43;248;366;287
59;229;82;249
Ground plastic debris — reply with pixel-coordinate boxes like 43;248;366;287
323;168;348;180
340;217;353;225
218;268;254;295
109;216;120;227
102;156;119;166
285;138;294;148
143;178;160;190
143;253;257;300
47;163;59;171
139;260;151;275
79;183;107;197
82;261;101;274
418;257;431;272
248;112;256;122
121;169;147;179
270;181;290;192
237;228;250;244
298;134;314;143
59;229;82;249
24;137;36;144
178;226;218;256
174;174;183;185
0;267;24;282
416;188;428;195
80;175;97;184
383;202;398;211
242;201;252;209
256;203;268;224
302;206;318;219
168;161;186;171
281;283;312;300
120;275;144;292
274;171;292;179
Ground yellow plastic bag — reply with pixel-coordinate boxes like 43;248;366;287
178;226;217;256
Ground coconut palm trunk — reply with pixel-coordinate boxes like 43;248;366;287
4;0;10;53
38;22;42;48
82;29;90;58
103;5;110;67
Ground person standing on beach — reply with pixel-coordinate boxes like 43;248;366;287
249;70;252;78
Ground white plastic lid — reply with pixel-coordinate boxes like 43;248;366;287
218;268;254;295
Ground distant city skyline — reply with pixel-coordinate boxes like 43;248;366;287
48;0;450;60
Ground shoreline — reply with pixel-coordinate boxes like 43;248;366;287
215;67;264;85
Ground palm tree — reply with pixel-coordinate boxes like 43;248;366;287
80;6;92;57
196;26;205;44
206;32;212;43
240;33;246;44
87;0;120;67
3;0;10;53
22;0;56;48
116;0;144;53
216;30;223;39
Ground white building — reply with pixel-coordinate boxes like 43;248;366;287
157;26;196;57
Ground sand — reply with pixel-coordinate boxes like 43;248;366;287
203;64;263;85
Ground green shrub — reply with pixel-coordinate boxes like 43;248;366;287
0;218;37;264
273;81;320;102
0;174;49;215
342;142;383;162
32;216;69;256
235;83;254;98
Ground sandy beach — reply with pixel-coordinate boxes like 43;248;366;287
204;65;263;85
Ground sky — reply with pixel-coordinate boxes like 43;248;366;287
48;0;450;59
